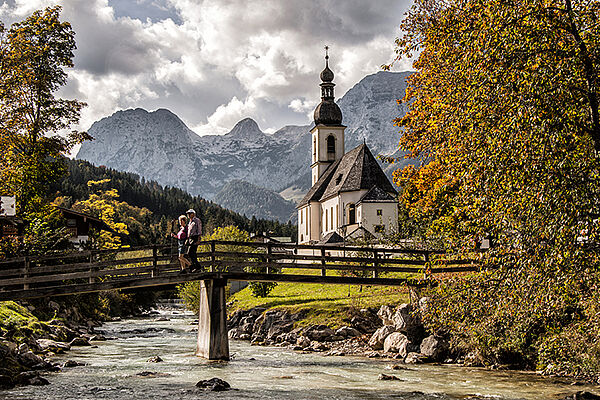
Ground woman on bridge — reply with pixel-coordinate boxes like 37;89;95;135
171;215;192;272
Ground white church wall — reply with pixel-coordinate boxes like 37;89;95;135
339;190;368;226
320;196;341;235
297;205;311;244
358;202;399;237
309;202;321;241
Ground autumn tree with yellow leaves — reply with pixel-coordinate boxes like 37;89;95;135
0;6;90;213
391;0;600;379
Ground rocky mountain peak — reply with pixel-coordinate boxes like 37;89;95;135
226;118;265;140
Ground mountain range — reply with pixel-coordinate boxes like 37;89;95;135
76;71;412;222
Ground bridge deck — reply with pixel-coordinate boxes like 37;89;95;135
0;240;480;300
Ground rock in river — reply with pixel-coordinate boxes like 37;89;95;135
196;377;231;391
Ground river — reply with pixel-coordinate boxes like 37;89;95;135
1;309;596;400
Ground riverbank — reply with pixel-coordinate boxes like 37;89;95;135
0;301;105;389
227;284;600;388
2;312;599;400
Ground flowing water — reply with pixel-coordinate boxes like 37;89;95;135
1;309;597;400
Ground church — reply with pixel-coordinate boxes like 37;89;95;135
297;52;399;244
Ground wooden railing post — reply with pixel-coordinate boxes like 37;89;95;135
23;257;30;290
152;245;159;277
372;249;379;279
88;252;95;284
210;240;216;272
320;247;326;277
424;252;430;279
266;242;272;274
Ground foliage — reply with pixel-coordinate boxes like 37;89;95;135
0;7;90;212
390;0;600;379
51;158;297;242
68;179;152;249
0;301;48;343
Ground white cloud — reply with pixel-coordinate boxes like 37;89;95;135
2;0;414;138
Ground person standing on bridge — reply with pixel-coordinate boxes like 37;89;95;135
171;215;192;272
186;209;202;271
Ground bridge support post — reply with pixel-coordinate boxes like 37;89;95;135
196;278;229;360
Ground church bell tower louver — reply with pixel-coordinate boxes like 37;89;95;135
310;46;345;186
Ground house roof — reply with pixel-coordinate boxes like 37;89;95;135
56;207;114;233
297;144;397;208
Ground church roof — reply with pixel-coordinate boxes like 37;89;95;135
317;231;344;245
297;144;398;208
357;186;397;204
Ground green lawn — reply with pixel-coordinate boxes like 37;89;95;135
229;282;409;329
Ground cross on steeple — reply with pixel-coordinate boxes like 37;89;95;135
325;45;329;65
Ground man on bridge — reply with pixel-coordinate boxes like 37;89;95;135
186;209;202;272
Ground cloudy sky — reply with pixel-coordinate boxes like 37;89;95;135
0;0;414;137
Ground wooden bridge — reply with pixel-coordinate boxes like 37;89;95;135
0;240;478;360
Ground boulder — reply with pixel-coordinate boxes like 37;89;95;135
63;360;85;368
69;337;90;347
296;336;311;348
368;325;396;350
196;377;231;391
383;332;411;356
0;375;14;389
378;373;401;381
147;356;163;363
17;351;47;369
404;352;428;364
558;392;600;400
15;371;49;386
276;332;298;344
350;315;378;333
36;339;70;353
420;335;448;362
391;304;425;341
377;305;395;326
50;325;78;342
0;340;17;358
335;326;361;338
305;326;335;342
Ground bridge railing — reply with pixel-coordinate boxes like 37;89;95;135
0;241;481;300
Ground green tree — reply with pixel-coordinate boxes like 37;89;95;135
0;6;89;212
390;0;600;378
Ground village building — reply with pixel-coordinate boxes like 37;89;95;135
56;207;113;246
297;52;399;244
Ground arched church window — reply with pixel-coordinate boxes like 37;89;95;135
348;204;356;225
327;135;335;159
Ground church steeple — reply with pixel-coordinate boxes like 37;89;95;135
314;46;343;126
310;46;345;186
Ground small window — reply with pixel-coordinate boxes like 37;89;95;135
300;234;304;242
336;174;342;185
66;218;77;227
327;135;335;154
376;209;383;216
374;225;385;233
348;204;356;224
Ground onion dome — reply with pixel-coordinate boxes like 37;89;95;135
320;64;334;82
314;46;343;126
314;101;342;126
